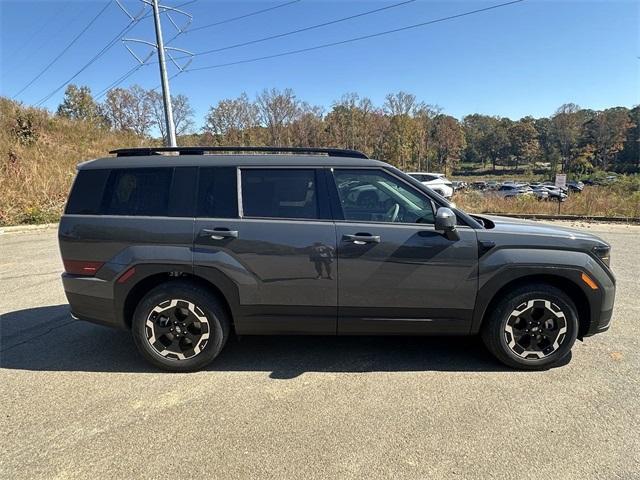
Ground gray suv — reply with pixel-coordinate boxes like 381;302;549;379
59;147;615;372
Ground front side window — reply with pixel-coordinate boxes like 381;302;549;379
241;169;318;219
197;167;238;218
333;169;434;224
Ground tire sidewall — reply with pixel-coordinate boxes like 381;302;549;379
495;288;579;369
132;283;226;372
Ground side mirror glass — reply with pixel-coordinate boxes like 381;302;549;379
435;207;459;241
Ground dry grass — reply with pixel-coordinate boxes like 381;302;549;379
0;98;144;225
454;186;640;219
1;97;639;225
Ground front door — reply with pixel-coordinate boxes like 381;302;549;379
331;168;478;334
193;166;338;334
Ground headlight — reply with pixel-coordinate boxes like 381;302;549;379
593;245;610;267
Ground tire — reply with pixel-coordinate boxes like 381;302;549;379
131;281;230;372
481;283;578;370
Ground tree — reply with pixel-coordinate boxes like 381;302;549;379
102;88;134;131
204;93;259;145
431;115;465;175
383;91;417;116
101;85;152;136
508;118;539;171
551;103;582;172
584;108;633;170
148;91;195;141
56;84;101;123
256;88;300;145
127;85;153;137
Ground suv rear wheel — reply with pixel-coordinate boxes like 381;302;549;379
132;281;230;372
481;283;578;370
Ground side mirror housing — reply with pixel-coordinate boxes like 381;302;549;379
435;207;459;241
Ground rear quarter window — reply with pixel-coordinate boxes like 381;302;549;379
65;169;110;215
102;168;172;216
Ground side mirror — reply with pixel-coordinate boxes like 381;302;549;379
435;207;459;241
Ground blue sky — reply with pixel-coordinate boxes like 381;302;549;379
1;0;638;128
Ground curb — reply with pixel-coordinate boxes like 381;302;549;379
0;223;59;235
485;213;640;224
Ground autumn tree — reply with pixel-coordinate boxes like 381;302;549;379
204;93;259;145
508;117;539;170
431;115;465;175
584;108;633;170
256;88;300;145
56;84;101;123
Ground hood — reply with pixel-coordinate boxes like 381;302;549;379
474;214;609;247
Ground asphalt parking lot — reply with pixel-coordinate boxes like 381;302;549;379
1;222;639;479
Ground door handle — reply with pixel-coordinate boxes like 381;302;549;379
201;228;238;240
343;233;381;245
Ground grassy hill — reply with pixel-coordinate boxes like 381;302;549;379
0;97;144;225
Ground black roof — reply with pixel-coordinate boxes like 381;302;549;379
79;146;386;170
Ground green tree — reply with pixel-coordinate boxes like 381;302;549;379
56;84;101;123
508;117;539;171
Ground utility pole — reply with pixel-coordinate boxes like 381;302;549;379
117;0;193;147
151;0;176;147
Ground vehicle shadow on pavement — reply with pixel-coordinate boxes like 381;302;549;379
1;304;568;376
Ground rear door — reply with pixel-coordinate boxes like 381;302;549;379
330;168;478;335
193;166;338;334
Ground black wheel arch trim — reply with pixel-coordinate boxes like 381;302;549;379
114;263;241;329
470;264;603;338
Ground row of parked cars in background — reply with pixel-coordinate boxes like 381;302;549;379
407;172;586;202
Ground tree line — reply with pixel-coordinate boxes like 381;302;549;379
56;84;639;175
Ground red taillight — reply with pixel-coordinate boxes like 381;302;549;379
63;260;104;276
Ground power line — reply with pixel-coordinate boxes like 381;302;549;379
13;1;113;99
187;0;525;73
188;0;416;60
7;2;72;59
35;0;198;107
94;0;300;97
188;0;302;33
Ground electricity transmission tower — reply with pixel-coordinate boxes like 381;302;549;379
116;0;193;146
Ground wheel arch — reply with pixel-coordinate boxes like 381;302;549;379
120;270;237;330
473;272;592;339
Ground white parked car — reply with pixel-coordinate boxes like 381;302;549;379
407;172;454;198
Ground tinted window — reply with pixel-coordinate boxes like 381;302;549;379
65;169;110;215
333;169;434;224
197;167;238;218
168;167;197;217
241;169;318;219
102;168;172;216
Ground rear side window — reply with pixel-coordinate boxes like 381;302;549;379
197;167;238;218
102;168;172;216
65;169;110;215
241;169;318;219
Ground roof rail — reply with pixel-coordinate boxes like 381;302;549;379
109;146;368;159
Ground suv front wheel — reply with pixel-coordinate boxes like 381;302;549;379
132;281;230;372
481;283;579;370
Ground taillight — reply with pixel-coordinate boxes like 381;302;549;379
63;260;104;276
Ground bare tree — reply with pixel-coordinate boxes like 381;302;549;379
102;85;152;136
256;88;300;145
204;93;259;145
383;91;417;116
148;90;195;140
